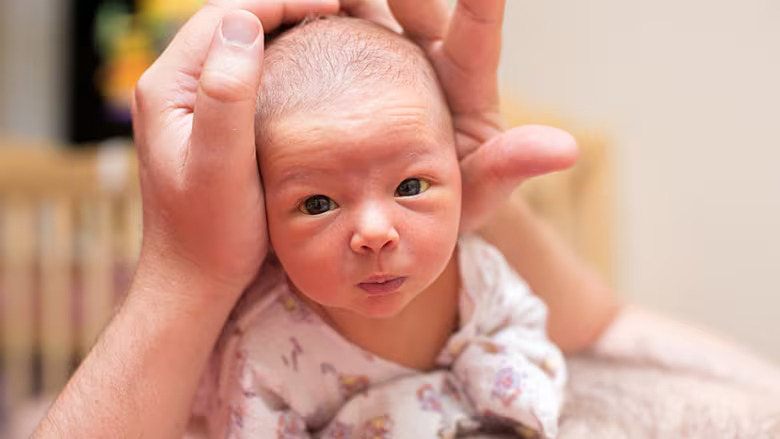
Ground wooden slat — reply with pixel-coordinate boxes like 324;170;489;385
0;144;141;403
124;196;142;265
78;198;116;357
39;197;75;394
115;195;142;303
0;143;139;197
1;197;37;404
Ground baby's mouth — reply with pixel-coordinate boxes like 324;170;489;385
357;276;406;295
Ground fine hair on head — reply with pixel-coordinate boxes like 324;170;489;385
254;15;450;146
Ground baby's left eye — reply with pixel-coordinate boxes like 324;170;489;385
395;178;430;197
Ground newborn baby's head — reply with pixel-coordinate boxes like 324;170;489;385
256;16;461;319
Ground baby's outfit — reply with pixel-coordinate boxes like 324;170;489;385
192;235;566;438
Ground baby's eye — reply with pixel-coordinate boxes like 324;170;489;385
298;195;338;215
395;178;430;197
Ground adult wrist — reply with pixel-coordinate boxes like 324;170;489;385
36;251;243;439
131;245;249;317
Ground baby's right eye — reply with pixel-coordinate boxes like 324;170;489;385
298;195;338;215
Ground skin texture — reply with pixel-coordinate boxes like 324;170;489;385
33;0;617;437
262;86;462;367
256;18;466;367
263;95;461;320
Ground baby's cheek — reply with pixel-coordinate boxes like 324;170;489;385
405;211;458;268
278;231;348;303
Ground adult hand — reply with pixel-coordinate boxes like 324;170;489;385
132;0;339;299
343;0;579;232
35;3;347;438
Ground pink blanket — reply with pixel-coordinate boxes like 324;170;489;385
9;306;780;438
558;306;780;438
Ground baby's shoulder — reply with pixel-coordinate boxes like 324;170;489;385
452;235;551;345
222;260;325;343
206;261;335;394
456;234;542;314
457;234;528;294
457;234;509;267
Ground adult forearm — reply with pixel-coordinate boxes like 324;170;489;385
33;258;240;438
478;196;622;353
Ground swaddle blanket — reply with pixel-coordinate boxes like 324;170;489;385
192;235;566;438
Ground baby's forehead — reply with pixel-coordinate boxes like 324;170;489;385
260;92;454;173
255;16;451;145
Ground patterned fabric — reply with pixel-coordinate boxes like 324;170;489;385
192;235;566;438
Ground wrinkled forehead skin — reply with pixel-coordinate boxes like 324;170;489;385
254;15;452;148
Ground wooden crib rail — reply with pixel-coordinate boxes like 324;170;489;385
0;141;141;407
0;141;138;196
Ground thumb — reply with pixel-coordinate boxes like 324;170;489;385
187;10;264;186
459;125;578;232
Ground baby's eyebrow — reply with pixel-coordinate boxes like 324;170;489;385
270;143;442;188
275;167;322;188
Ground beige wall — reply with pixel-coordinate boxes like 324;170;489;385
0;0;66;140
500;0;780;362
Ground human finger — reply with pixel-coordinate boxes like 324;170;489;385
386;0;448;47
188;10;264;186
459;125;578;232
436;0;504;116
445;0;504;73
340;0;401;32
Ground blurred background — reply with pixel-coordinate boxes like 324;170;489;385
0;0;778;434
499;0;780;364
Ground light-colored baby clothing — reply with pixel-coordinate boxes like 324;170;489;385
192;235;566;438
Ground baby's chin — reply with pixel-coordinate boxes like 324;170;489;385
350;290;419;319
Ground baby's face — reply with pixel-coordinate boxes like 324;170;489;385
259;85;461;319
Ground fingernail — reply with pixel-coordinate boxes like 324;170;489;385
221;11;261;47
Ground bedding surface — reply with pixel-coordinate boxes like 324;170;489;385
9;306;780;438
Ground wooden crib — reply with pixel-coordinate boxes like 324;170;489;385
0;140;141;415
0;111;613;426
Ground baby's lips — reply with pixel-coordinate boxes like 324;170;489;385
357;276;407;295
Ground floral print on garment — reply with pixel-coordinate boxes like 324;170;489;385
191;235;566;438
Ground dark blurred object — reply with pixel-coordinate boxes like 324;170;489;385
67;0;137;144
66;0;198;145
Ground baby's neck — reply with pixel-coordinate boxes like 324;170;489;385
313;255;461;371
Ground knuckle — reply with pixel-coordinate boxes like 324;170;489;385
199;67;255;103
134;67;156;113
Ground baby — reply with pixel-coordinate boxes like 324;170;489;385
192;16;566;439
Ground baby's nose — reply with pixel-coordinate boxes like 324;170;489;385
349;203;399;254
